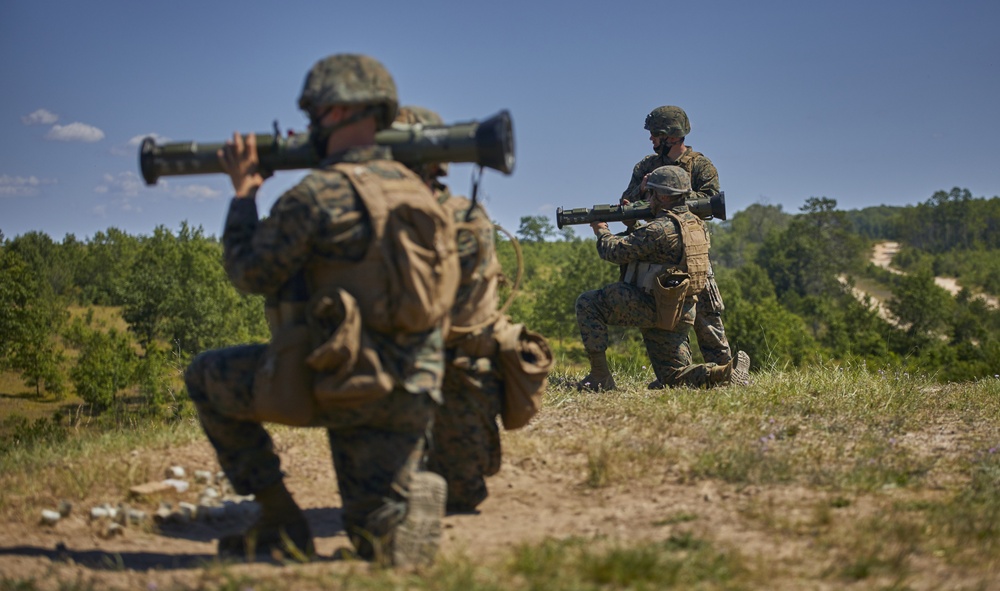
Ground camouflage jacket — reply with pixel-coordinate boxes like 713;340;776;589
595;203;691;267
621;146;720;204
222;144;445;397
221;145;390;295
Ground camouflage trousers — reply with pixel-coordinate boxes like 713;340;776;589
184;343;434;559
427;332;503;512
576;282;724;388
694;274;732;365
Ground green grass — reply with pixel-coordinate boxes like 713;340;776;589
2;361;1000;589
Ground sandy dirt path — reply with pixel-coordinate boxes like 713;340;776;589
847;241;998;313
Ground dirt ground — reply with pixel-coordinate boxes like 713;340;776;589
0;424;799;589
2;410;996;591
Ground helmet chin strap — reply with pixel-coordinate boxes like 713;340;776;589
308;106;380;160
654;136;682;156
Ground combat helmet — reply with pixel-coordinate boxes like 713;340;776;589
396;105;444;127
396;105;449;178
646;165;691;196
298;54;398;130
644;106;691;137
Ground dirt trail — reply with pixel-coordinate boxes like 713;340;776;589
845;241;998;316
0;425;812;589
0;398;993;589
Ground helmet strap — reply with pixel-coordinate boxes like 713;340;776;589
308;105;381;160
655;136;683;157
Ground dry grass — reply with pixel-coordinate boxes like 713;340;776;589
2;363;999;589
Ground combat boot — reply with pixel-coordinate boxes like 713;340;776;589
576;350;617;392
705;350;751;387
389;470;447;567
730;350;751;386
218;480;314;561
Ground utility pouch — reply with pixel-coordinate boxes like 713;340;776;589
653;272;690;330
494;317;553;430
306;288;393;410
252;323;317;427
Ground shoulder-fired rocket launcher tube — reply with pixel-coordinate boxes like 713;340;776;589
556;192;726;229
139;110;515;186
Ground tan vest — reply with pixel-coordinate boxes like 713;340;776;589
305;160;460;338
667;210;710;294
623;209;709;295
439;194;503;341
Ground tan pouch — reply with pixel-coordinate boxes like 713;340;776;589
252;323;318;427
307;288;394;411
494;317;553;430
653;272;690;330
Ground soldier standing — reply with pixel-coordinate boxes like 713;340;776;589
621;106;732;387
576;165;750;391
183;54;454;566
395;105;506;513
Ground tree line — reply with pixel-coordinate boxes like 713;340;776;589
0;223;268;415
2;187;999;416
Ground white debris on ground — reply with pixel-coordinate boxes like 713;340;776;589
38;464;258;533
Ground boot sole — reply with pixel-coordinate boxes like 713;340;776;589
731;351;751;386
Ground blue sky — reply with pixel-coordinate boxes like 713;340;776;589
2;0;998;242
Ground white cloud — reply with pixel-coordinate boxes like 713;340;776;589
171;184;223;201
94;171;142;197
91;198;142;217
21;109;59;125
46;122;105;143
0;174;58;197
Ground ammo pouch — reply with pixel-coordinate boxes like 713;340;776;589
306;288;393;411
493;317;553;430
252;322;318;427
653;271;691;331
250;288;395;426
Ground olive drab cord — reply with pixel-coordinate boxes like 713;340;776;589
465;165;483;222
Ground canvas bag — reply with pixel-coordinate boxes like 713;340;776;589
493;316;553;430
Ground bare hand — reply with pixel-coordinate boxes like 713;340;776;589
218;132;264;198
620;198;636;229
590;221;608;236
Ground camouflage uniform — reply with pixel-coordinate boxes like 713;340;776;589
622;146;732;366
426;185;504;512
577;200;728;388
185;144;444;560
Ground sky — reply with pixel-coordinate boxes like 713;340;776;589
1;0;998;242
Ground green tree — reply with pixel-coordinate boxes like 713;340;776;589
135;342;177;413
716;264;822;369
0;246;67;396
529;240;619;345
758;197;866;302
69;326;137;410
122;223;268;357
886;269;952;343
78;227;140;305
517;215;557;244
710;202;790;268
